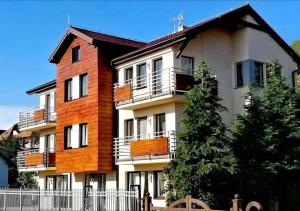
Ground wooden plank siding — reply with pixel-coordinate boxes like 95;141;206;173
114;84;132;102
25;153;44;166
34;109;45;122
130;137;169;157
55;37;133;173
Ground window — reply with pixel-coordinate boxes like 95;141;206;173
85;173;106;190
64;126;72;149
254;62;263;86
45;134;51;151
137;63;147;89
125;67;133;82
181;56;194;74
46;175;68;191
124;119;134;138
79;123;88;147
72;46;80;63
79;73;88;97
137;117;147;139
155;114;166;136
65;79;72;101
236;63;244;87
154;171;166;198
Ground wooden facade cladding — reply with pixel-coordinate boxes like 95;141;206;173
176;74;194;91
55;37;132;173
34;109;45;122
114;84;132;102
130;137;169;157
25;153;44;166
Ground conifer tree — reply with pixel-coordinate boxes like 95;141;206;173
165;61;237;208
230;58;300;208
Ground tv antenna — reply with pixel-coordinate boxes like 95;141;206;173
173;11;184;32
67;14;71;26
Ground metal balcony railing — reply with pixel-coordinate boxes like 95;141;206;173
18;107;56;130
17;148;55;170
113;130;179;163
113;67;194;106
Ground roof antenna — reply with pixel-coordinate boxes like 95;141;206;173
67;14;71;26
173;11;184;33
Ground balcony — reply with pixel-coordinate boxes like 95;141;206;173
17;148;55;171
18;107;56;131
113;131;178;164
114;67;194;109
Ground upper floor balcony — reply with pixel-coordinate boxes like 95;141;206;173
17;148;56;172
113;67;194;110
18;107;56;131
113;131;178;164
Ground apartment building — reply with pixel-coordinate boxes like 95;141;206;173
112;4;300;206
17;26;145;190
16;4;300;207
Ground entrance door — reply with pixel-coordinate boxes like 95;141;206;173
153;58;163;94
85;173;106;210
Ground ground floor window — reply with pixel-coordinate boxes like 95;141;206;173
127;171;166;199
46;175;68;190
85;173;106;190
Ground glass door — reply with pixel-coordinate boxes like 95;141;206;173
155;114;166;136
153;58;163;94
137;117;147;139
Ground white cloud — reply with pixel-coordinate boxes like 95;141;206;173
0;105;29;130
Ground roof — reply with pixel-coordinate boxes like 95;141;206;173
49;26;146;64
26;79;56;95
0;124;18;141
112;4;300;65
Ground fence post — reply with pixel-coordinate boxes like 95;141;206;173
232;194;242;211
144;192;151;211
4;187;6;211
20;187;22;211
38;187;40;211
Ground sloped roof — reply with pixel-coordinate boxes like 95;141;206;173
26;79;56;95
112;4;300;65
49;26;146;64
0;124;18;141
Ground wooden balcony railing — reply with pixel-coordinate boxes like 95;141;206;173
113;131;178;163
18;107;56;130
113;67;194;106
17;148;55;170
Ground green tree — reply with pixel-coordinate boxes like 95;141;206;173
230;58;300;209
291;39;300;56
164;61;237;208
17;172;38;189
0;137;20;186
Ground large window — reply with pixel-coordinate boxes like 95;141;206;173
181;56;194;74
155;113;166;136
64;126;72;149
124;119;134;138
79;123;88;147
236;63;244;87
79;73;88;97
125;67;133;82
137;63;147;89
137;117;147;138
154;171;166;198
72;46;80;63
254;62;264;86
65;79;72;102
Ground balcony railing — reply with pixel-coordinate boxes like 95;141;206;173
18;107;56;130
113;67;194;106
17;148;55;170
113;131;179;163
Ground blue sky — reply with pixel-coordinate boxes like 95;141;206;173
0;0;299;128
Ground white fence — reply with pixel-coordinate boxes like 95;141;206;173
0;188;140;211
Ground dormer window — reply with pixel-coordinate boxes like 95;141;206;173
72;46;80;63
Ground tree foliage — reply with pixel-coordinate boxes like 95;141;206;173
164;61;237;208
230;58;300;208
291;39;300;56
